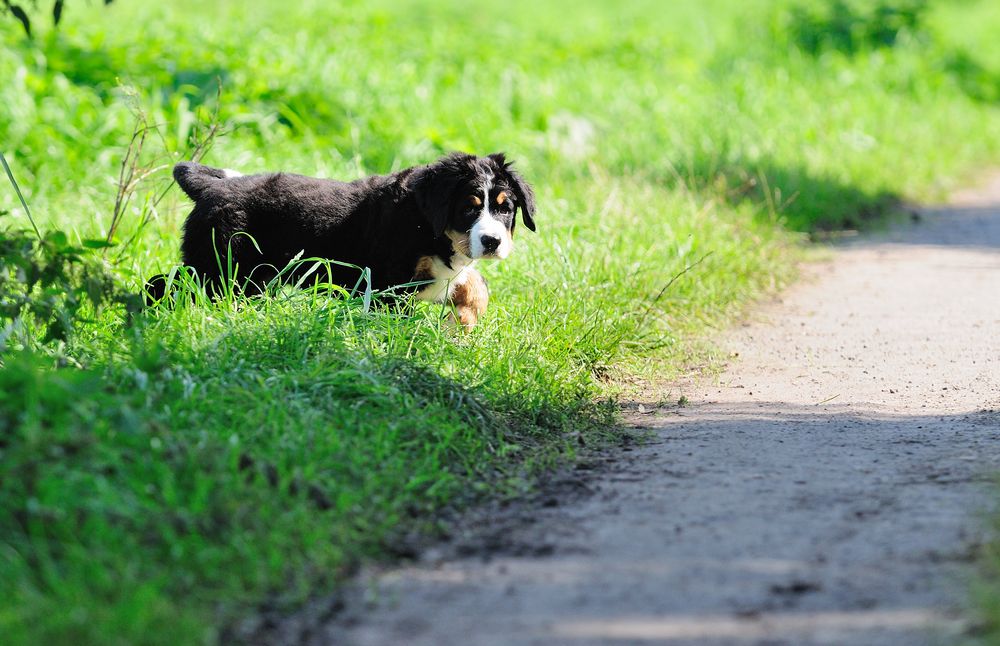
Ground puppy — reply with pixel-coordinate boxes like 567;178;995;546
148;152;536;328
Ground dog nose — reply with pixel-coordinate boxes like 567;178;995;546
480;235;501;253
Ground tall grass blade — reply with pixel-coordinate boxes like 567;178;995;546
0;151;41;240
362;268;373;313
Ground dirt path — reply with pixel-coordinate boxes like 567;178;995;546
313;178;1000;645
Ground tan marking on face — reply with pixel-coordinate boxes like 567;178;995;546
449;268;489;330
496;191;507;205
470;195;482;206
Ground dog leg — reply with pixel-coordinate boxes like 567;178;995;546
448;268;489;330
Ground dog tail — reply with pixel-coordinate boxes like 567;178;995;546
173;162;229;201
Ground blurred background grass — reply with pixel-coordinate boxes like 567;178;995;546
2;0;1000;643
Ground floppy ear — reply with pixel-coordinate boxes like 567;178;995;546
507;165;536;232
410;155;465;237
489;153;536;232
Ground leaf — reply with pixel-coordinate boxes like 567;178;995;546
292;260;325;290
316;283;350;298
362;268;372;313
45;230;69;248
5;3;31;38
82;239;117;249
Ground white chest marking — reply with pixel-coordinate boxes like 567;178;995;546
415;254;476;303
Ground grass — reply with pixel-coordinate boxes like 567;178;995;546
3;0;1000;643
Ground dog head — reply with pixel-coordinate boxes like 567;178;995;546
411;152;536;260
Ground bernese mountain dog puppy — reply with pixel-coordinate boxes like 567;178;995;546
147;152;535;328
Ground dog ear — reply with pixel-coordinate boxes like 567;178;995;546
410;155;466;237
489;153;536;232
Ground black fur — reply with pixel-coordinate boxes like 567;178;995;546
151;152;535;301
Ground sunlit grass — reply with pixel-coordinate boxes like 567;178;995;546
2;0;1000;643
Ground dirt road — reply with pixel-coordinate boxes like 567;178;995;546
314;178;1000;645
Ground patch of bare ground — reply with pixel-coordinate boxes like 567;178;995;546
257;175;1000;645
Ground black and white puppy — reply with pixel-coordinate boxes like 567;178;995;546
150;152;536;328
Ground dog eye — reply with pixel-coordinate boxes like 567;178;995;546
495;192;514;211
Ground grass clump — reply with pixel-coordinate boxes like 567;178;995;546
782;0;929;56
2;0;1000;643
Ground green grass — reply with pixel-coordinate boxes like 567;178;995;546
3;0;1000;643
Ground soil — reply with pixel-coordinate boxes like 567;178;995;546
261;176;1000;645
